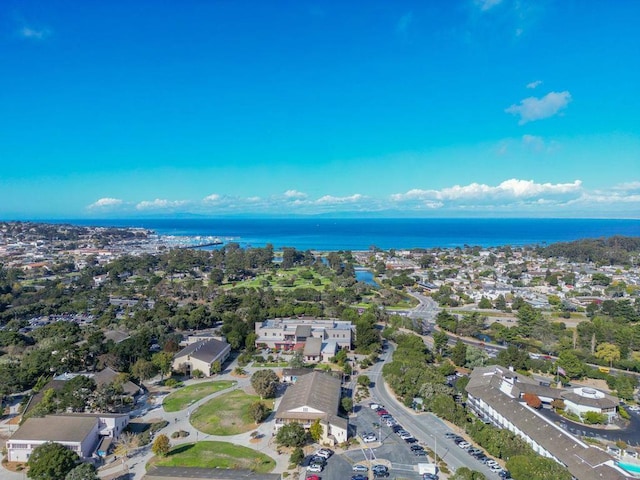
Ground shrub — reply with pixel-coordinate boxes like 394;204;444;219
619;406;631;420
192;369;204;378
582;411;607;425
164;378;180;388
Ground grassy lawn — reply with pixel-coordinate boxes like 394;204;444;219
224;267;337;292
190;389;273;435
163;380;237;412
155;441;275;473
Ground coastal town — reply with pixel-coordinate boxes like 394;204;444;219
1;221;640;480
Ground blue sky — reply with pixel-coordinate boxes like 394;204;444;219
1;0;639;219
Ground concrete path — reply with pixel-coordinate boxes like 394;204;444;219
98;361;289;480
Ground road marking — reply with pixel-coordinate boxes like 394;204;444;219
391;464;416;471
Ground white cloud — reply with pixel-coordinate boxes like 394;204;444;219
315;194;364;205
284;189;307;199
526;80;543;89
505;91;572;125
391;179;583;209
87;197;123;210
476;0;503;11
136;198;188;210
612;181;640;192
203;194;221;203
20;27;51;40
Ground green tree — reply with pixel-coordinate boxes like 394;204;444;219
131;358;156;382
432;330;448;356
357;375;370;387
251;369;279;399
341;396;353;413
594;342;621;367
152;351;174;380
289;447;305;466
151;434;171;457
65;462;98;480
210;360;222;375
478;297;493;309
506;455;571;480
288;349;305;368
27;442;79;480
275;422;307;447
451;340;467;367
557;350;586;379
309;418;324;442
248;401;268;423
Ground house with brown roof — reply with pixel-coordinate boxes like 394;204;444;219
274;371;348;445
172;338;231;377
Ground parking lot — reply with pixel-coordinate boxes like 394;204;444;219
301;406;430;480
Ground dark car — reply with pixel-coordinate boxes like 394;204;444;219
404;437;418;443
309;456;326;466
413;449;426;456
392;425;403;433
373;471;389;478
410;444;424;451
352;475;368;480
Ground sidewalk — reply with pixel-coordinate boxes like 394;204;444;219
99;363;290;479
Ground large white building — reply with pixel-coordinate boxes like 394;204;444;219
172;338;231;377
7;413;128;462
274;371;348;445
465;366;629;480
254;318;353;352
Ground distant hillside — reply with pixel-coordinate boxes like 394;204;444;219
541;235;640;265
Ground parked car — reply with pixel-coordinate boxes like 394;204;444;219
444;432;457;439
352;475;368;480
307;464;323;473
392;425;404;433
422;474;438;480
306;475;320;480
362;434;378;443
405;437;418;443
352;465;368;473
372;465;388;472
410;444;424;451
376;409;389;416
373;471;389;478
413;449;426;456
315;449;333;459
458;441;471;449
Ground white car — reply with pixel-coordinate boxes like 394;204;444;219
307;464;323;473
458;441;471;449
486;460;498;467
363;434;378;443
315;449;332;459
353;465;368;472
399;432;413;440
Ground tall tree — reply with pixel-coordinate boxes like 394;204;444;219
152;434;171;457
251;369;279;399
594;342;621;367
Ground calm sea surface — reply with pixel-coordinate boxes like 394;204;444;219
64;218;640;251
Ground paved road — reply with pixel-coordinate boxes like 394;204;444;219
367;344;497;478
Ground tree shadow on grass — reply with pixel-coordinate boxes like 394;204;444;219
168;443;196;456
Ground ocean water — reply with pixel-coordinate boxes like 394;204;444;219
65;217;640;251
